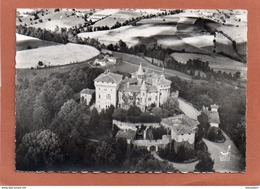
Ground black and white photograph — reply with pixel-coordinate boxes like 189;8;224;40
15;8;247;172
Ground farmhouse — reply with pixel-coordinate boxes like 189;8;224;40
93;55;117;66
92;64;173;112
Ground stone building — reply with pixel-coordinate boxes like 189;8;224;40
161;114;199;153
92;64;173;112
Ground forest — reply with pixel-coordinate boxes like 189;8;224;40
16;62;246;171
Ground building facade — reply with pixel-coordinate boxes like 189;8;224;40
92;64;173;112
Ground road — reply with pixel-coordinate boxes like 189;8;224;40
202;132;244;172
151;151;198;173
178;98;200;120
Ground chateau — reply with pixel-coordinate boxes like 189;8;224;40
85;64;174;112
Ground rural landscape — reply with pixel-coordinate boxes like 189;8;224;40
15;9;247;172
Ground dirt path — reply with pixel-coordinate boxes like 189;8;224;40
202;132;244;172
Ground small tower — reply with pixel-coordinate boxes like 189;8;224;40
136;63;145;85
160;67;165;79
140;81;147;111
211;104;219;112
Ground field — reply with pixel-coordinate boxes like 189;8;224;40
108;51;191;80
16;34;60;51
16;43;100;68
17;9;89;31
171;52;246;77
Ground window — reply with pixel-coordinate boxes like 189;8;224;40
99;94;101;99
148;98;151;101
106;94;111;100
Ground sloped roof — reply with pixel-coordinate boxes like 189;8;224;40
80;88;95;95
116;130;136;139
161;114;199;135
140;81;147;90
147;85;158;92
94;71;122;84
136;63;145;75
118;84;140;93
157;78;171;85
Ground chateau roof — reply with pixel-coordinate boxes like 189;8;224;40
118;84;140;93
118;83;158;93
161;114;199;135
116;130;136;139
94;70;122;84
140;81;147;90
157;78;171;86
136;63;145;75
80;88;95;95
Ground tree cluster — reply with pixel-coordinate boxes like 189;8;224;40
112;106;161;123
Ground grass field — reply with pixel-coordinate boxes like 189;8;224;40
78;24;178;47
17;9;88;31
109;51;191;80
16;43;100;68
171;52;246;77
16;34;60;51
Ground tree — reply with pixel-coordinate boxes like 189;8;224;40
194;152;215;172
33;92;50;130
16;130;64;170
151;107;163;117
161;97;179;116
131;157;177;172
127;105;142;117
112;108;127;121
197;112;210;139
93;140;116;165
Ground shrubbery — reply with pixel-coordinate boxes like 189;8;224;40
207;127;226;143
112;106;161;123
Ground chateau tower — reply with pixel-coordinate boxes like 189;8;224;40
136;63;145;85
140;81;147;111
94;70;122;112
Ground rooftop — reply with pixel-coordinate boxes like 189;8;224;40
94;70;123;84
115;130;136;140
80;88;95;95
161;114;199;135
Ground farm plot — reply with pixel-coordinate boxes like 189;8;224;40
17;9;87;31
16;33;60;51
110;51;191;80
93;10;144;27
79;24;178;47
16;43;100;69
171;52;246;76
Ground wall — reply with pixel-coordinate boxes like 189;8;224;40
113;119;160;131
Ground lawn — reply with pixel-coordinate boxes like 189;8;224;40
171;52;246;77
17;9;88;31
16;43;100;68
16;34;60;51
